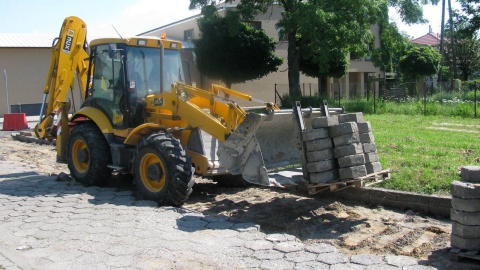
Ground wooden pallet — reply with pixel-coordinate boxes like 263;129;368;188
306;169;390;195
450;248;480;263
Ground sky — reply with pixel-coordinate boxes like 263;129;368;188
0;0;462;39
0;0;200;37
389;0;462;39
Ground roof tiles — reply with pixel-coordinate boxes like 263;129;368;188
0;34;57;48
411;32;441;46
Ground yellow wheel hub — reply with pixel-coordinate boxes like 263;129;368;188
72;139;89;173
139;153;166;192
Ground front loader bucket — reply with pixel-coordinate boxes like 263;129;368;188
216;110;323;186
217;113;271;186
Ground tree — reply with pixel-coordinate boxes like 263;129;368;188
458;0;480;34
389;0;440;24
190;0;439;96
371;3;411;73
292;1;380;97
299;46;349;80
193;5;282;88
443;15;480;81
399;45;441;80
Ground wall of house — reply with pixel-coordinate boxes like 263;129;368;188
0;47;84;116
0;48;50;116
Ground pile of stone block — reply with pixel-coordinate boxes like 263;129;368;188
303;112;383;184
450;166;480;251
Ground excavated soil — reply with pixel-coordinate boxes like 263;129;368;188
1;136;479;270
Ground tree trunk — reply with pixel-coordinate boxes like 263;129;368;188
318;77;328;97
287;31;301;97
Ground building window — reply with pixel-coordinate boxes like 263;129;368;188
364;42;373;61
248;21;262;30
277;26;287;41
350;52;362;61
184;29;194;41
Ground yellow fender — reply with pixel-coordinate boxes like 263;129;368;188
70;106;113;134
123;123;166;146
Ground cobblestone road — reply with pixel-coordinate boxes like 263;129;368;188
0;159;437;270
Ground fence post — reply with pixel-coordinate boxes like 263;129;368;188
274;84;277;104
373;81;376;114
337;85;341;107
475;82;477;118
424;82;427;116
367;81;370;101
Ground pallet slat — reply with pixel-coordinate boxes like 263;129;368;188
450;248;480;263
307;169;390;195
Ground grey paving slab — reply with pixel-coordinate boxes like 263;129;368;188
350;254;384;265
385;255;418;267
0;160;441;269
317;252;350;265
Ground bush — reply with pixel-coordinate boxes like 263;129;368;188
278;93;478;118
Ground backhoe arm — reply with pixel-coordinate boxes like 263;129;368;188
35;16;89;139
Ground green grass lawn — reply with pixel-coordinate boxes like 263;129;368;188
365;114;480;195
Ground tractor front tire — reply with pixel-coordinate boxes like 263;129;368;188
67;122;112;186
134;133;194;206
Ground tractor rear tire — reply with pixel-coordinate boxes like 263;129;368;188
134;132;194;206
67;122;112;186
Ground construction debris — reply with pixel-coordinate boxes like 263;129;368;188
11;131;56;146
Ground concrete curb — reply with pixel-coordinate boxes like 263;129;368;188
332;186;452;218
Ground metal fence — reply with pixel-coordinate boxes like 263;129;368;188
274;80;479;117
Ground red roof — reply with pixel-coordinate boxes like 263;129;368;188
410;33;441;46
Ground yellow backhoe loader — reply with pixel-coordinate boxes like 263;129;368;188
34;16;335;205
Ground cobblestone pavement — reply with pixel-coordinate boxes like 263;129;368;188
0;160;438;270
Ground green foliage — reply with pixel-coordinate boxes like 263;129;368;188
438;65;452;82
388;0;440;24
399;45;441;78
279;93;479;118
193;5;282;87
279;93;327;109
371;3;411;73
444;18;480;81
189;0;441;97
291;0;383;80
458;0;480;35
299;47;349;79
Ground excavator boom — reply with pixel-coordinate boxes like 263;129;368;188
35;16;89;139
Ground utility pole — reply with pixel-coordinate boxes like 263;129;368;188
448;0;457;86
438;0;445;86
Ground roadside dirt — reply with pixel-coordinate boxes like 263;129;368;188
1;136;479;270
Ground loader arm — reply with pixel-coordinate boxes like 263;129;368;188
145;82;275;142
144;82;278;185
35;16;89;140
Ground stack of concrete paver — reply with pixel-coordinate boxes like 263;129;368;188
303;112;382;185
450;166;480;251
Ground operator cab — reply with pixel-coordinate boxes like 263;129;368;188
85;37;185;129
